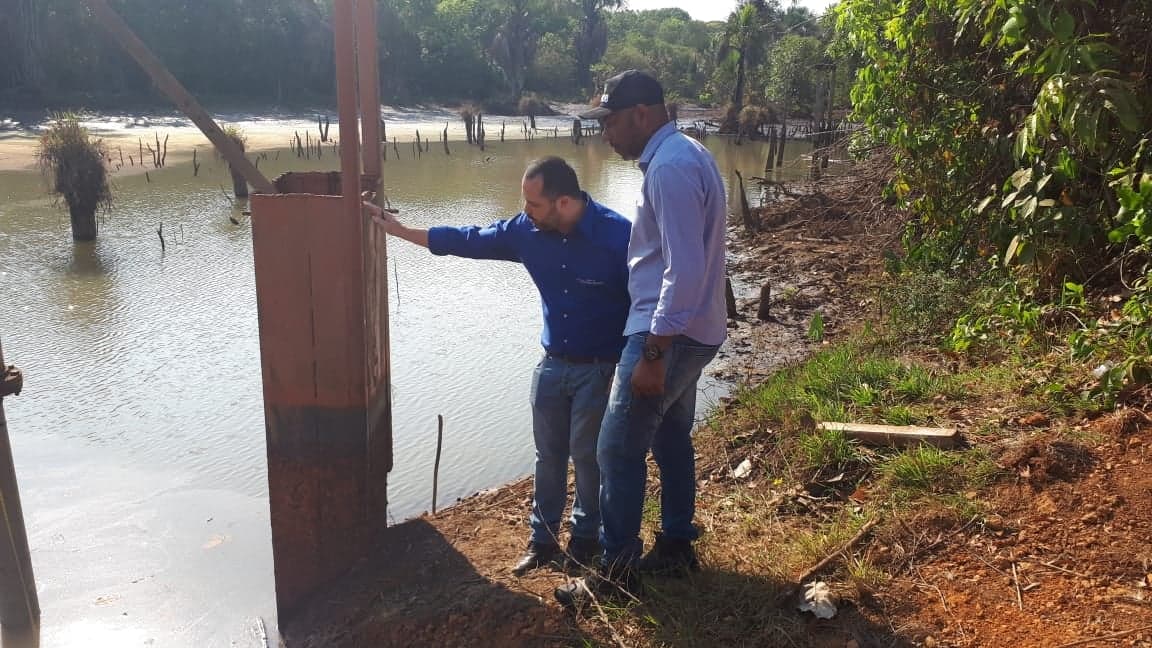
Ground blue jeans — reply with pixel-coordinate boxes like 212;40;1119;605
598;334;720;564
528;355;615;545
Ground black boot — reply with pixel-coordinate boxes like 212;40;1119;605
562;536;602;573
512;541;559;576
554;556;640;610
639;533;699;576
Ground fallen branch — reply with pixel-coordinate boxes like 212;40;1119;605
1054;625;1152;648
777;517;881;606
796;517;880;585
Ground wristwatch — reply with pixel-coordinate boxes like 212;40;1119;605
643;343;663;361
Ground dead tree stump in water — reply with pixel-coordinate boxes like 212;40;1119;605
725;277;738;319
572;118;582;144
765;125;777;172
442;122;450;155
757;283;772;321
733;170;758;234
318;115;331;142
777;118;787;167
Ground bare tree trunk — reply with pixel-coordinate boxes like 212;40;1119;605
68;203;98;241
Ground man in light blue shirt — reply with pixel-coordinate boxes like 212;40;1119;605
557;70;728;608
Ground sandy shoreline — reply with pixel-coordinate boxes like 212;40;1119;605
0;106;588;175
0;103;725;175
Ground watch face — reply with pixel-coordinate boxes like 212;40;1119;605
644;344;660;361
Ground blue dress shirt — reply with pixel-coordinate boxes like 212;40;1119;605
427;194;632;359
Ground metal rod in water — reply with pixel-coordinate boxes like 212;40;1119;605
432;415;444;515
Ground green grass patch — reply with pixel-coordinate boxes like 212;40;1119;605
796;428;860;469
881;445;962;492
738;342;955;431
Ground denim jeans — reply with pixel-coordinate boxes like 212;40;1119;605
528;355;615;545
597;333;720;564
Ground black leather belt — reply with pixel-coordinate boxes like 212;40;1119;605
545;352;620;365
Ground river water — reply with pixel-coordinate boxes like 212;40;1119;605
0;120;810;647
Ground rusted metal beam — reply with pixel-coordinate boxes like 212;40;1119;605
80;0;275;194
334;0;362;214
0;339;38;636
354;0;393;533
357;0;382;181
251;0;393;626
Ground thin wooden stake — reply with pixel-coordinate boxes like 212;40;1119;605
392;257;400;311
1011;562;1024;610
432;415;444;515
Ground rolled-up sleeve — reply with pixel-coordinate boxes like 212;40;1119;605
646;163;706;337
427;219;520;262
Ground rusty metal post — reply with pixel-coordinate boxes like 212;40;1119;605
354;0;393;533
250;0;392;626
0;339;39;641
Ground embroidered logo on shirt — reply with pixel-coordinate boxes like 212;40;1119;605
577;278;605;287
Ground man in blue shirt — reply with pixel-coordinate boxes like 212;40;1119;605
364;157;632;576
556;71;728;608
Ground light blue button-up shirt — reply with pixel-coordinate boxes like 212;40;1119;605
624;121;729;346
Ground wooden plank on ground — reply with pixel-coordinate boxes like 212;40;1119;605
818;421;959;449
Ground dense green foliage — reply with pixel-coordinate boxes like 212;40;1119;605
836;0;1152;392
1;0;843;114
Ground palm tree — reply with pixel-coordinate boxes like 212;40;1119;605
573;0;622;93
37;114;112;242
715;0;777;129
490;0;539;103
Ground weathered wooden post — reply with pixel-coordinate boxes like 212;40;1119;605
248;0;392;627
0;340;39;646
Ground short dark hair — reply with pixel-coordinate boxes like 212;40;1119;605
524;156;581;199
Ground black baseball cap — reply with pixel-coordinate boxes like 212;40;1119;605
578;70;665;120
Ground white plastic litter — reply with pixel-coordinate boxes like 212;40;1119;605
797;581;838;619
731;458;753;479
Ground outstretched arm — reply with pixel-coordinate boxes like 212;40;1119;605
363;199;519;262
364;201;429;248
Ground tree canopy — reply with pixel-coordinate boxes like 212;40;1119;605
0;0;843;116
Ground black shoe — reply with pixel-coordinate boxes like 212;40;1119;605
562;536;601;573
512;541;559;576
639;533;699;575
554;557;640;610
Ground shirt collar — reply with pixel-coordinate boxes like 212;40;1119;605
574;192;599;238
638;121;679;171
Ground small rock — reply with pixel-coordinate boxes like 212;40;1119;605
1018;412;1049;427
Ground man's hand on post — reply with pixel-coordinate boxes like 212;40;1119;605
362;194;402;236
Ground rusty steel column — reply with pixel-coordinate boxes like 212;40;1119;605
354;0;393;534
0;339;39;641
251;0;392;626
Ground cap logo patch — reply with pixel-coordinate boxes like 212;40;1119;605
601;93;610;102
